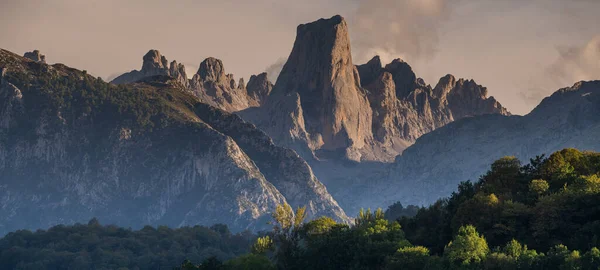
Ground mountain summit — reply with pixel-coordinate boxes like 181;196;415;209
242;15;509;162
112;50;271;112
261;15;373;161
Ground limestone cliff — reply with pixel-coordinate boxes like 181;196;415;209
252;15;374;162
357;56;510;160
0;49;347;234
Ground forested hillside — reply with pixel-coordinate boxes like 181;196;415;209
2;148;599;269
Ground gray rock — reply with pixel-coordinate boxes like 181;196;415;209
257;15;374;162
189;58;251;112
111;49;172;84
0;49;348;234
246;72;273;107
169;60;189;87
23;50;46;63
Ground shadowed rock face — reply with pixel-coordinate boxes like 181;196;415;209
246;73;272;107
0;49;347;234
23;50;46;63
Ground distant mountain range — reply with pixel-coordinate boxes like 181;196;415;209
1;15;598;233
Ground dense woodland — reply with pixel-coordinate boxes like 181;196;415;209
2;148;599;269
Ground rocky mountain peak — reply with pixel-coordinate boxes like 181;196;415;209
530;80;600;121
265;15;373;160
197;57;226;82
23;50;46;63
169;60;188;87
356;55;383;87
111;49;172;84
384;58;418;98
142;49;168;72
447;78;509;118
246;72;272;106
433;74;456;98
188;58;251;112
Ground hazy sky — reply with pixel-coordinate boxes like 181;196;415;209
1;0;599;115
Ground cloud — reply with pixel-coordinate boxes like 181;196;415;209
349;0;455;64
519;35;600;107
264;57;287;83
548;35;600;86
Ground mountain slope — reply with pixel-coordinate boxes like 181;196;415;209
0;49;347;234
378;80;600;206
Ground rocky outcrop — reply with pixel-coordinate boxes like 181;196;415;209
246;73;273;107
189;58;251;112
438;75;510;119
0;49;347;234
111;50;264;112
169;60;189;87
23;50;46;63
383;58;420;99
111;50;171;84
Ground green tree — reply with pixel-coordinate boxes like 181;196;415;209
223;254;275;270
529;179;550;197
581;247;600;270
271;204;306;270
250;236;273;255
384;202;420;222
303;216;337;236
386;246;432;270
445;225;489;266
479;156;524;199
198;256;223;270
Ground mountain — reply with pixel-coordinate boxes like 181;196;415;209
356;57;509;161
240;15;509;163
373;80;600;207
0;49;347;234
111;50;270;112
233;15;509;214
